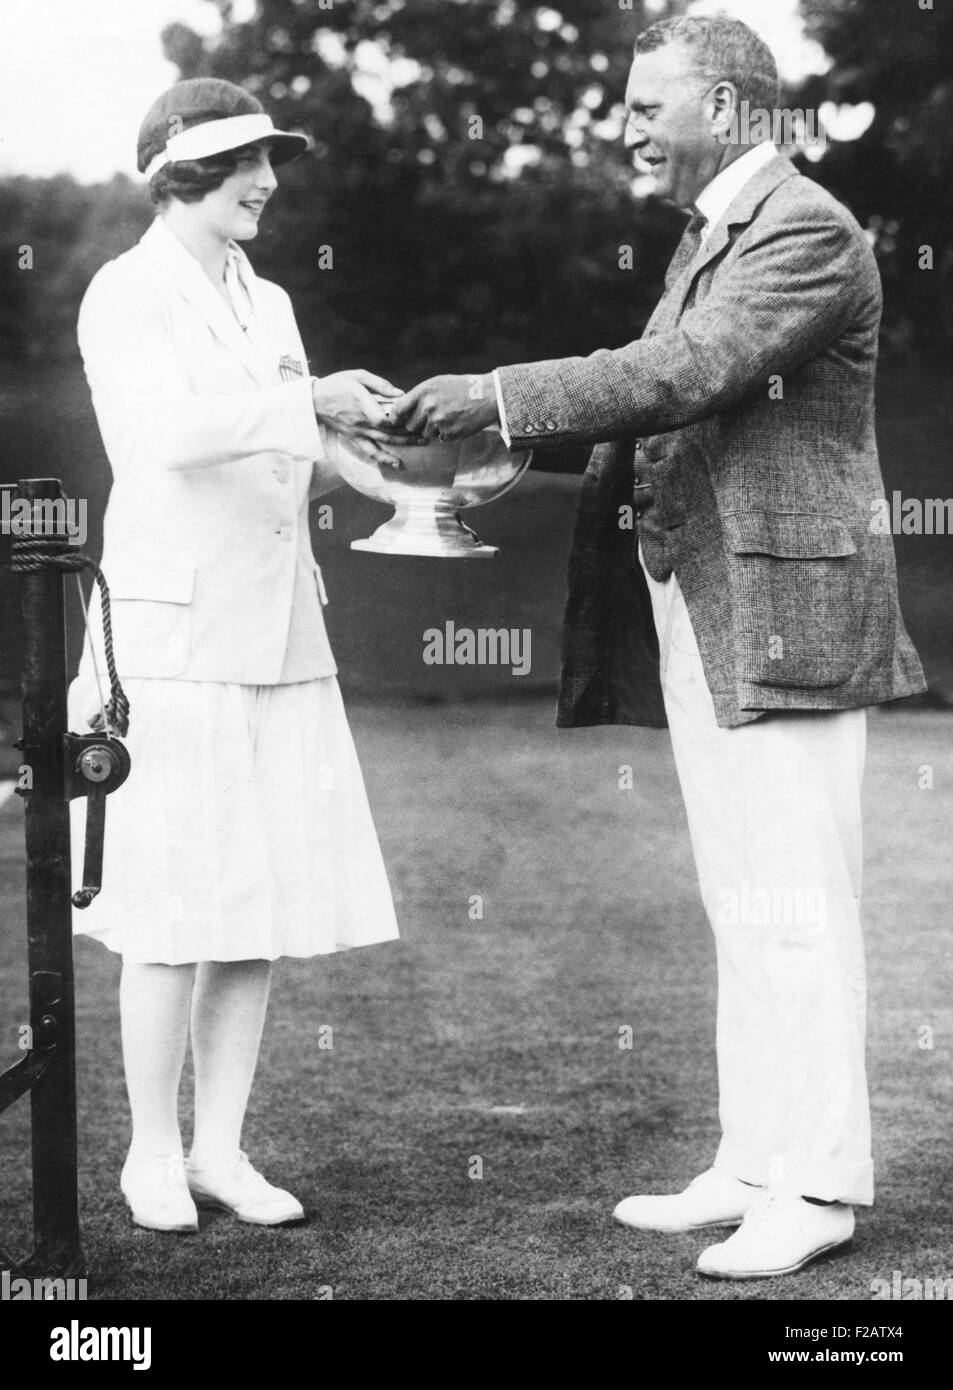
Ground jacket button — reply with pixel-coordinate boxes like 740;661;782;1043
634;508;645;520
635;442;644;452
274;466;290;483
545;421;557;431
276;525;292;541
633;473;642;485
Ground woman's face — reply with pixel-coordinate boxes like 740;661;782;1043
198;142;278;242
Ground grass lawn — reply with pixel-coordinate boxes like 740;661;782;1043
1;699;950;1301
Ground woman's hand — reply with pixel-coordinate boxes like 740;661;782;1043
311;370;420;468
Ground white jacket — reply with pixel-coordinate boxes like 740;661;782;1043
76;215;340;685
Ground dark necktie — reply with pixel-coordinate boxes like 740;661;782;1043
663;209;708;289
683;209;708;256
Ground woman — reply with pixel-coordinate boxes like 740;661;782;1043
71;78;409;1231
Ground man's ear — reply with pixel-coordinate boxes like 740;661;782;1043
706;80;739;142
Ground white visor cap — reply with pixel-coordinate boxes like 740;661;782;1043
144;113;308;180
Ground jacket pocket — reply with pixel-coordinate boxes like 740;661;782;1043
106;563;197;603
104;562;195;677
723;512;860;689
723;511;857;560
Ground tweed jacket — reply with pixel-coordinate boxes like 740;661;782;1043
76;216;341;688
497;154;926;729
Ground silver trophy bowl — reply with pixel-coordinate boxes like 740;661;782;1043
326;426;533;558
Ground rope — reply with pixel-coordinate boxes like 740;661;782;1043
10;533;130;737
74;573;110;738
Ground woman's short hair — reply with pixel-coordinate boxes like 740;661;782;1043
148;144;258;206
137;78;265;206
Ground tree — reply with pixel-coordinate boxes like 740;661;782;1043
799;0;953;359
159;0;684;376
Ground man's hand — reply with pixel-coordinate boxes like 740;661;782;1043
311;369;421;468
389;373;498;441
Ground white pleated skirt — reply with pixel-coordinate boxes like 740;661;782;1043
67;675;400;964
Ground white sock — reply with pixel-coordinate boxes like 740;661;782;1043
189;959;272;1168
119;961;195;1162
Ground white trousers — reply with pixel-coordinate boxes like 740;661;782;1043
640;551;873;1205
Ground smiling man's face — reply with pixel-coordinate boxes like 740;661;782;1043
624;42;727;210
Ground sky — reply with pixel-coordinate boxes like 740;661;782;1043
0;0;832;185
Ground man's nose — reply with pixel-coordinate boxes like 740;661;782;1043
623;116;647;150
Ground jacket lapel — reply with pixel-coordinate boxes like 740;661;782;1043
139;217;274;387
664;154;799;322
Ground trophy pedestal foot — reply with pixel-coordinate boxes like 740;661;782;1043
350;502;497;558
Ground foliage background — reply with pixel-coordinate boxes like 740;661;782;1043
2;0;952;370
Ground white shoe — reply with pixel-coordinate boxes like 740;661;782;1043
696;1194;855;1279
120;1153;199;1233
186;1151;305;1225
613;1168;762;1233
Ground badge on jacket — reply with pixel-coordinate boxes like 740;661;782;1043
279;354;304;381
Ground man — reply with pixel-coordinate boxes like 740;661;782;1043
391;16;926;1280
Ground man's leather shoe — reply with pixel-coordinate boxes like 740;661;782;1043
186;1150;305;1225
696;1194;855;1278
120;1153;199;1232
613;1167;762;1233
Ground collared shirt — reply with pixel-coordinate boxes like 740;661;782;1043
493;141;778;442
694;140;777;241
224;242;255;333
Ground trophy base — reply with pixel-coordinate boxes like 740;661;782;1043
350;503;497;559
